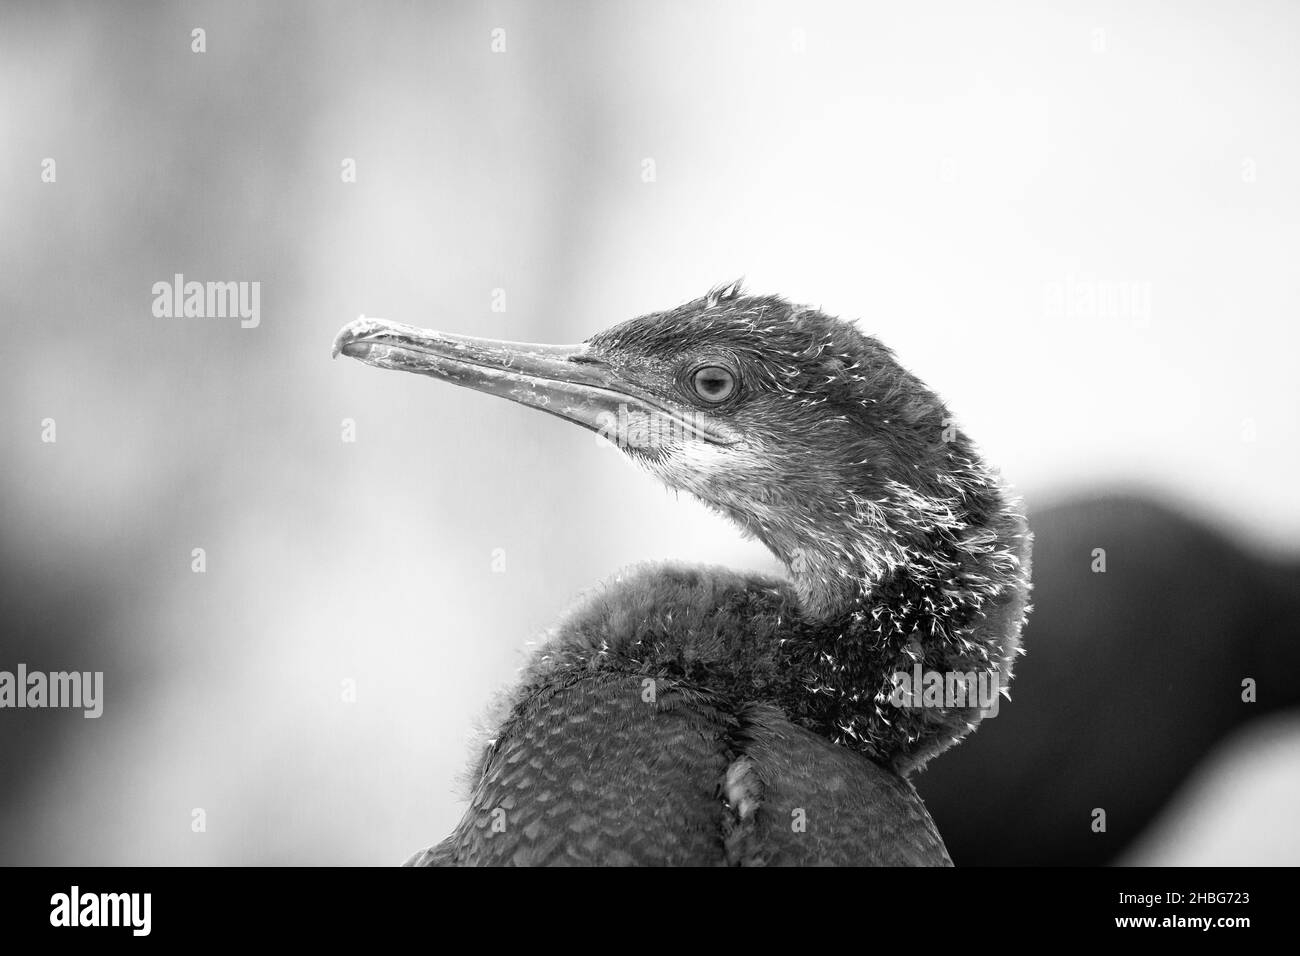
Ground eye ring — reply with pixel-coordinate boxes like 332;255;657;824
688;364;738;404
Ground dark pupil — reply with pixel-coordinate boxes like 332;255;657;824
694;367;733;400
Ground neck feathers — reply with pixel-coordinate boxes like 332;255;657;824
756;450;1033;773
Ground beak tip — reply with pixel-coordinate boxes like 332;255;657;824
332;314;369;360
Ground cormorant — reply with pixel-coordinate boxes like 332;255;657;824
332;282;1032;866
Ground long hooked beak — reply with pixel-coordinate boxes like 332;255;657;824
332;316;738;445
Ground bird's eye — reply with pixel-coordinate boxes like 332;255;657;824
690;365;737;404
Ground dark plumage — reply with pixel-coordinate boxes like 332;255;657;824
333;283;1032;866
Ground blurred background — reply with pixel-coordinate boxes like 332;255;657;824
1;0;1297;865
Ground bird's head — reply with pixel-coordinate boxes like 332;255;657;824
333;282;1011;618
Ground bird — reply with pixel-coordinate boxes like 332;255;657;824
332;281;1032;866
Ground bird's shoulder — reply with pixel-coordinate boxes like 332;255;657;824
420;671;737;865
414;676;949;866
409;563;950;866
728;702;952;866
536;560;800;669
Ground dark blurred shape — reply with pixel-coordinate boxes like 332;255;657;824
0;548;117;847
917;495;1300;865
